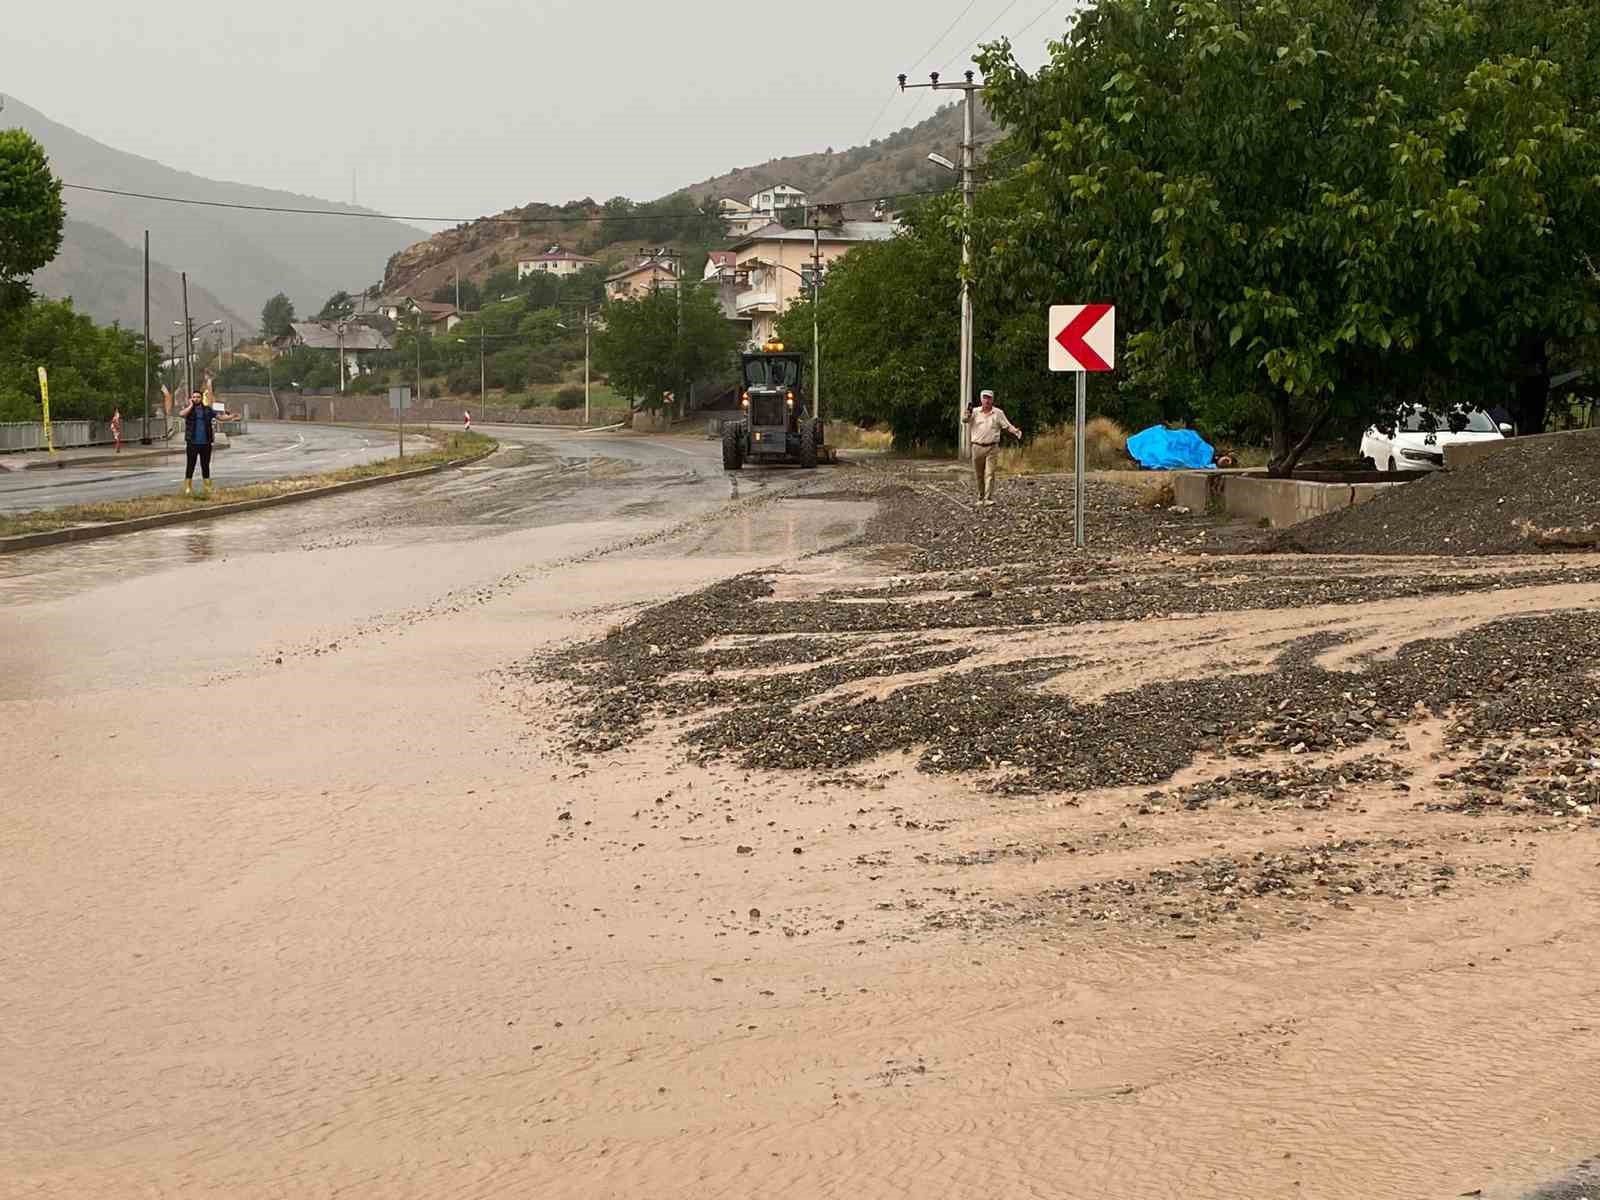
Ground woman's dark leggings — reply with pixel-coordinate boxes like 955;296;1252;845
185;445;213;480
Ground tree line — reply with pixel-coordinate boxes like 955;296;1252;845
781;0;1600;471
0;127;160;422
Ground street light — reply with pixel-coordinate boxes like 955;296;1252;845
174;318;223;399
927;152;957;172
555;308;599;427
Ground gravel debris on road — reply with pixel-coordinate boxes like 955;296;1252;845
1271;429;1600;556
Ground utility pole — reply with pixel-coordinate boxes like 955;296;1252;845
181;272;194;402
142;230;152;443
583;304;591;428
415;305;423;407
810;215;823;424
900;70;983;458
643;247;685;416
455;267;461;314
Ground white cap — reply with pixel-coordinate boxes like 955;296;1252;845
979;389;995;401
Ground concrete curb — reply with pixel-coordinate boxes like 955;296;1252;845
16;443;195;471
0;444;497;555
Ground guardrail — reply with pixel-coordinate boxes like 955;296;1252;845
0;418;171;452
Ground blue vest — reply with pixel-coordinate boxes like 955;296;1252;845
185;403;217;446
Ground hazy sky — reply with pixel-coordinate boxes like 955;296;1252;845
6;0;1074;224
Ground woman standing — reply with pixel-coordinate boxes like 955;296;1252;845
110;407;123;453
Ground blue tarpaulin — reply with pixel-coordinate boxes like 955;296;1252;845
1126;425;1216;470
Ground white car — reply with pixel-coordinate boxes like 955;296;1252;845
1360;405;1508;472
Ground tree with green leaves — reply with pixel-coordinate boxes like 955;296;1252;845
974;0;1600;472
0;128;65;310
593;284;739;409
317;290;355;320
260;292;296;339
0;297;154;421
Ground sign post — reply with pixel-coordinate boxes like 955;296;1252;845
388;386;412;459
1047;304;1116;549
37;366;54;454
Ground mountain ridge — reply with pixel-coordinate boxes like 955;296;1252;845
6;94;424;330
377;102;1000;300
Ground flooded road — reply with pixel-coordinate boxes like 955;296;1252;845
0;421;400;514
2;430;1594;1200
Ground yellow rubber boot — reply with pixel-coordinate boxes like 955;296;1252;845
203;479;214;497
182;480;192;496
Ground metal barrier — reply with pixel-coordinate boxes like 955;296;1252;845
0;418;171;452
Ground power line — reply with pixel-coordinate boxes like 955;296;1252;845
60;182;953;226
862;0;984;146
959;0;1030;60
1015;0;1069;40
907;0;983;78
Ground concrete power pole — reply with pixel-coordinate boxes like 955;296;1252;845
899;70;984;459
142;231;152;443
181;272;194;402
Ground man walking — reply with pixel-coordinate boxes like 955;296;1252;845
110;407;123;453
963;388;1023;506
178;377;237;496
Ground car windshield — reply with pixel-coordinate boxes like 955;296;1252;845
743;357;800;388
1398;407;1496;434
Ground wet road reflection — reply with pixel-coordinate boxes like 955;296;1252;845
0;427;809;607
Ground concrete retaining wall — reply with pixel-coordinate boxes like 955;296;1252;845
1173;470;1406;527
1444;428;1599;469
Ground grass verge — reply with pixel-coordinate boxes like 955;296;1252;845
825;421;894;451
996;418;1130;474
0;432;496;538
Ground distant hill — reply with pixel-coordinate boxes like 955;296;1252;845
32;219;251;337
379;103;1001;300
6;95;423;329
677;101;999;216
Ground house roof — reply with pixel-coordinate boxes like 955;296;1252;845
605;259;677;284
290;322;393;351
706;251;736;267
412;300;457;316
728;220;900;254
517;250;599;264
752;182;806;194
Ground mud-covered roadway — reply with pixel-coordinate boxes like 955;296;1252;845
3;428;1596;1200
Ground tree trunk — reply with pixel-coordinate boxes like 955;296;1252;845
1266;398;1331;478
1260;401;1324;483
1512;333;1549;434
1268;394;1291;466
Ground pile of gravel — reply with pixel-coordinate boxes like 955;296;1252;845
1272;429;1600;555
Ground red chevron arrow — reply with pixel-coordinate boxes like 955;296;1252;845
1054;303;1112;371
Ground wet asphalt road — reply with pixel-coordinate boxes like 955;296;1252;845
0;421;399;514
0;421;810;608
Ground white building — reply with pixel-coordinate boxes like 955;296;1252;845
748;183;808;217
517;246;601;279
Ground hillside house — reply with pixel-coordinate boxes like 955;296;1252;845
517;246;600;279
374;299;462;335
748;183;808;217
604;257;678;301
729;220;899;345
288;320;394;381
718;196;768;237
703;250;738;281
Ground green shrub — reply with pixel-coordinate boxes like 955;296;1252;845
554;385;585;410
527;361;560;385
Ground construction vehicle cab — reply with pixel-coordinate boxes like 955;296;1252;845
722;340;822;469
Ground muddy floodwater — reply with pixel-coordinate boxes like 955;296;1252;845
2;426;1596;1199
